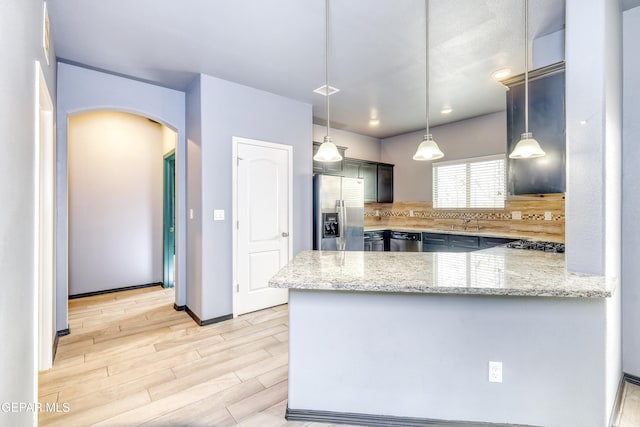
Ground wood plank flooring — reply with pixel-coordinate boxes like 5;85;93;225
38;287;307;427
616;382;640;427
39;286;640;426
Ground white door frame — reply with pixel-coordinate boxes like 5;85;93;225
35;61;55;371
232;136;293;317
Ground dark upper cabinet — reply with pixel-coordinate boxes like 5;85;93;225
376;164;394;203
504;62;566;195
343;158;363;179
361;162;378;202
312;141;347;175
317;149;394;203
344;159;376;199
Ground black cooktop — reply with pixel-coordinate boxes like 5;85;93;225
505;240;565;253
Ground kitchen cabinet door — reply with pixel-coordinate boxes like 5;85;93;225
343;159;362;179
377;164;394;203
422;233;449;252
449;235;480;250
361;162;378;202
479;236;517;248
505;62;566;195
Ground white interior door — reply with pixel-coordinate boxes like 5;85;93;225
235;138;291;315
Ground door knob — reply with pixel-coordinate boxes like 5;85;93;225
282;232;289;237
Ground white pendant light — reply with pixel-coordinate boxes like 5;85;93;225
313;0;342;163
413;0;444;162
509;0;545;159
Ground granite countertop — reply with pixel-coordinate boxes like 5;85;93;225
269;249;615;298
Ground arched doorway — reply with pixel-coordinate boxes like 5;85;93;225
66;111;177;296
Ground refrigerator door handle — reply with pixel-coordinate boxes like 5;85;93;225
336;200;346;251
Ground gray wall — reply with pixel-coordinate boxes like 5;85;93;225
380;112;506;202
56;63;186;330
565;0;622;416
186;74;312;321
0;0;57;425
185;77;203;313
622;5;640;378
68;111;164;295
289;290;609;426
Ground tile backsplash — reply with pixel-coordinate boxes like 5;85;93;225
365;195;565;242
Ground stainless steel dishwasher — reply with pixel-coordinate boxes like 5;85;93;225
389;231;422;252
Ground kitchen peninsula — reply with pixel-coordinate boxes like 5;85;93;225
269;249;617;427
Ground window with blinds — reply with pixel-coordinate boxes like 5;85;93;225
433;154;506;209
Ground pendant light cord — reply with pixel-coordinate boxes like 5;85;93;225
325;0;331;138
425;0;430;135
524;0;529;134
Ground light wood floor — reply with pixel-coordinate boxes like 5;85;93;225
617;382;640;427
39;286;640;427
38;286;305;427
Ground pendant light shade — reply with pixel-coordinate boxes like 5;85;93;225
413;134;444;161
313;0;342;163
315;135;342;162
509;132;545;158
413;0;443;161
509;0;545;160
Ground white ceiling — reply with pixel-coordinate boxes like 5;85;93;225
47;0;639;139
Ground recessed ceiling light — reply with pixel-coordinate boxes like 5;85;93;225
369;119;380;126
492;68;512;81
440;107;453;114
313;85;340;96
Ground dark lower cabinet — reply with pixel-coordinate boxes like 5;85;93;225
422;233;516;252
479;236;517;249
364;231;386;251
422;233;449;252
449;235;480;250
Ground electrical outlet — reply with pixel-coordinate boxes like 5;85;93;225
489;361;503;383
512;211;522;220
409;210;414;217
544;211;553;221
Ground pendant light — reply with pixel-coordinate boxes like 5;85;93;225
509;0;545;159
313;0;342;163
413;0;444;161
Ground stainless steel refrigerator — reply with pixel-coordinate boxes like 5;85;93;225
313;175;364;251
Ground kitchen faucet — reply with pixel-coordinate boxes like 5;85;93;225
461;218;480;231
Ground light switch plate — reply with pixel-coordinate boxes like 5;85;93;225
544;211;553;221
214;210;225;221
512;211;522;220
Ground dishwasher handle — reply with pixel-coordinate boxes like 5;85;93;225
390;231;421;241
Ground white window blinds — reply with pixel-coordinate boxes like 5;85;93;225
433;155;506;209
